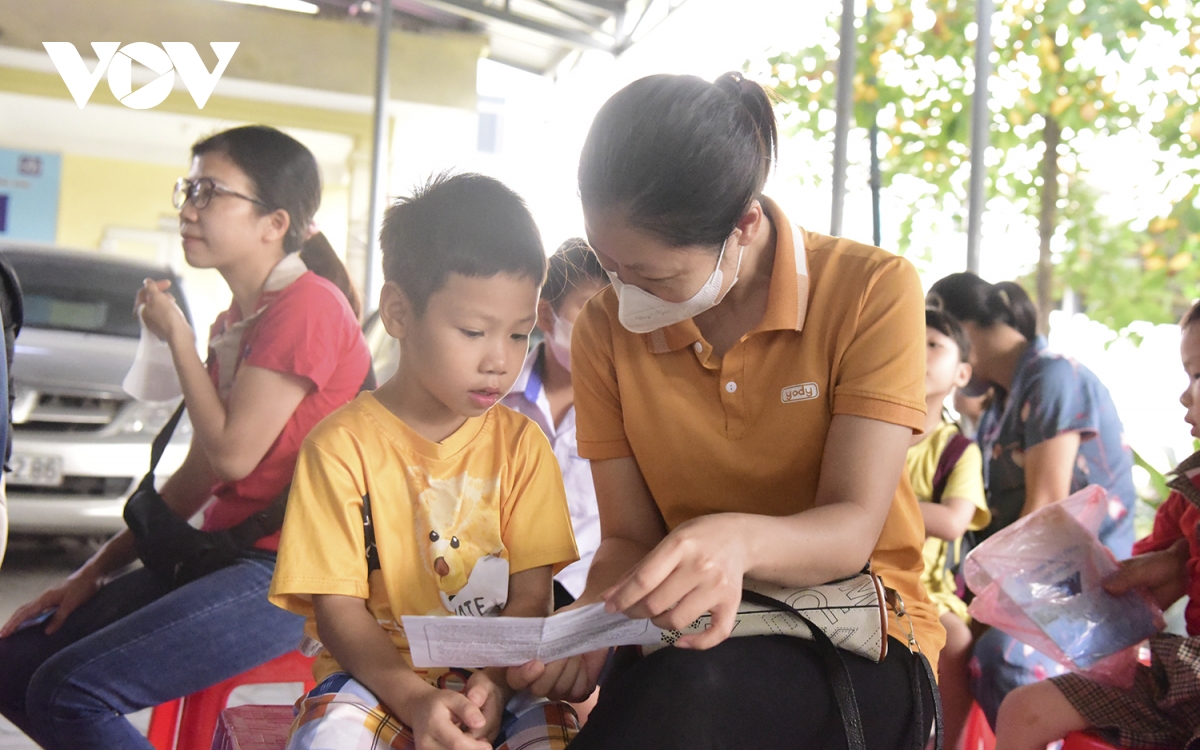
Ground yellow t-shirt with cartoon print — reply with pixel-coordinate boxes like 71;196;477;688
269;392;580;684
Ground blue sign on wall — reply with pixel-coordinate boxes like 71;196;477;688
0;149;61;243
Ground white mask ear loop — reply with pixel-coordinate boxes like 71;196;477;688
711;237;745;307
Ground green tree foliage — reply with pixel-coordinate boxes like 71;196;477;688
756;0;1200;332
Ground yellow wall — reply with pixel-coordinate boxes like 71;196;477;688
55;154;179;250
0;0;485;110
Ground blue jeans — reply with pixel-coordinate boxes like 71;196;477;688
970;626;1071;727
0;551;304;749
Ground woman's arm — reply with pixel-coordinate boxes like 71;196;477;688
505;456;665;699
604;414;910;648
1020;431;1081;518
574;456;668;605
139;280;311;482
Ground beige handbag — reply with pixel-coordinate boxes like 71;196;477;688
647;571;889;662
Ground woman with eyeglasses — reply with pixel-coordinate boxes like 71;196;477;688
0;125;371;750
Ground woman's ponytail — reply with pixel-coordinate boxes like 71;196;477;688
989;281;1038;342
300;231;364;322
713;71;778;181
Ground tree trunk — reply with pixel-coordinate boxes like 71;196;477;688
1036;114;1061;336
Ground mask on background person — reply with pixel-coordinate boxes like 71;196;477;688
607;237;743;334
545;311;573;372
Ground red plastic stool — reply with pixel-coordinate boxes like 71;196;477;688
147;651;315;750
1061;731;1124;750
961;701;996;750
210;704;295;750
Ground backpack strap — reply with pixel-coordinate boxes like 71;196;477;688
931;430;972;506
361;491;380;571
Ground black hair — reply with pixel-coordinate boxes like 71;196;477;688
380;172;545;315
578;72;778;249
300;231;363;322
927;273;1039;342
192;125;320;255
926;308;971;363
542;238;609;311
1182;300;1200;330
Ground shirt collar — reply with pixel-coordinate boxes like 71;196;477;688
511;342;545;404
644;196;810;355
222;251;308;326
1008;336;1049;396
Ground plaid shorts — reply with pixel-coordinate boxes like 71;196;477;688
1052;633;1200;750
285;672;579;750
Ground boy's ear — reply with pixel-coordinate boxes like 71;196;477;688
954;361;973;389
535;298;555;336
379;281;414;340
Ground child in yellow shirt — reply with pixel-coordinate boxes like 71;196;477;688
270;174;580;750
906;308;991;750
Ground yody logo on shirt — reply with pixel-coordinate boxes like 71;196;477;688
43;42;238;110
781;382;820;404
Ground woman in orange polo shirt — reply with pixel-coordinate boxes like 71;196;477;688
508;73;944;749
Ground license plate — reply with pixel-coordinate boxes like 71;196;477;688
10;454;64;486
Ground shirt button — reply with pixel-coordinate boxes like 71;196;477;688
725;381;737;393
693;342;703;353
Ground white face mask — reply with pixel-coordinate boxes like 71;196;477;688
545;311;573;372
607;237;743;334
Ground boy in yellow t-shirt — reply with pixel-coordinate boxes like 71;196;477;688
269;174;580;750
906;308;990;750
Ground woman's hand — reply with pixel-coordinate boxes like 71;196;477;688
507;648;609;703
1104;538;1189;611
137;278;193;348
603;514;748;649
0;567;103;638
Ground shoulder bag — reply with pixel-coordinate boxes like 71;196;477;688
648;568;944;750
123;402;288;589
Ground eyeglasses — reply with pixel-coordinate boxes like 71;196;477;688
173;177;269;211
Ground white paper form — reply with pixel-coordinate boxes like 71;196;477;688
402;603;663;668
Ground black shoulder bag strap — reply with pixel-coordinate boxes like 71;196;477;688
741;585;943;750
145;401;187;484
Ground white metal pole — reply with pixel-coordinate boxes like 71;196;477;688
364;0;393;312
830;0;856;237
966;0;993;274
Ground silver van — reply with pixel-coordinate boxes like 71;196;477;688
3;246;191;538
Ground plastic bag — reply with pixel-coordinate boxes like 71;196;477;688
122;306;182;402
964;485;1163;687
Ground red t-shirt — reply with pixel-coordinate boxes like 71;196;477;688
200;271;371;551
1134;476;1200;635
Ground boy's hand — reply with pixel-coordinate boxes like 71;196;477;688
463;669;510;742
1104;538;1189;611
408;687;491;750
